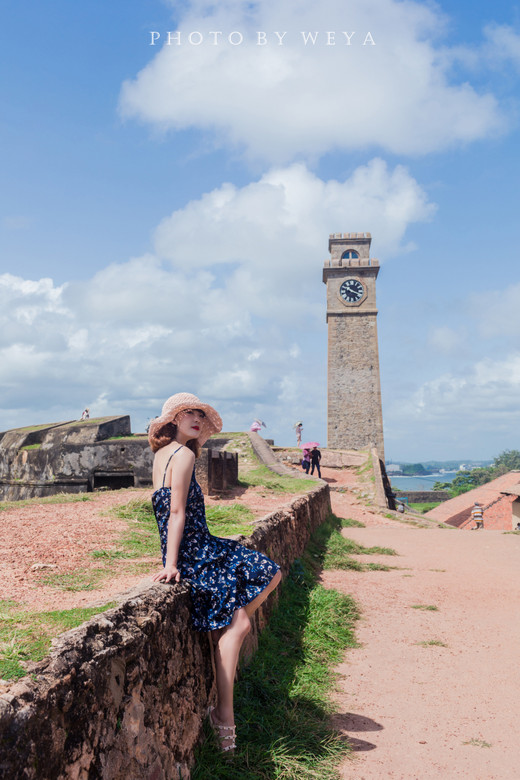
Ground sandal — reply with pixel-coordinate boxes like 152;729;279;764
207;706;236;753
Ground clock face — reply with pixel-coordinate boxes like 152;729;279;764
339;278;364;303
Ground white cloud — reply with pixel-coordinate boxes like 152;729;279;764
0;162;433;436
483;24;520;71
398;353;520;430
119;0;505;162
154;159;434;268
468;282;520;345
449;24;520;73
428;326;466;354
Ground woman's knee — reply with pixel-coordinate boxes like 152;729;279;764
265;569;282;595
231;608;251;639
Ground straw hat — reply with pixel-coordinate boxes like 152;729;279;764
148;392;222;448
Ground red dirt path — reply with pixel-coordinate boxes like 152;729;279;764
326;485;520;779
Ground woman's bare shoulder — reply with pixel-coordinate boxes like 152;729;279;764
153;443;193;487
175;446;196;465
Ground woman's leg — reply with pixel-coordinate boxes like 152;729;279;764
211;607;251;734
244;569;282;618
210;571;281;747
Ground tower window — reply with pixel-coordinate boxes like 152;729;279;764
341;250;359;260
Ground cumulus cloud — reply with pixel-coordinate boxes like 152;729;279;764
428;326;467;354
448;24;520;74
468;282;520;346
119;0;505;162
409;354;520;426
384;273;520;450
154;159;434;263
0;161;433;435
483;24;520;71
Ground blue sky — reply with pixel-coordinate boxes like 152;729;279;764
1;0;520;461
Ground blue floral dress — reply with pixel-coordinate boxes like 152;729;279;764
152;447;280;632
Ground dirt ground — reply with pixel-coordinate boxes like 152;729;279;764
325;487;520;780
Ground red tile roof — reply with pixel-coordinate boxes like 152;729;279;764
425;471;520;530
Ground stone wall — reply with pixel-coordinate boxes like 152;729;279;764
370;448;392;509
0;418;238;501
195;449;238;495
275;447;368;469
0;483;331;780
393;490;450;504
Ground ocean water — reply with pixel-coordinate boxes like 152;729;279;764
389;472;458;492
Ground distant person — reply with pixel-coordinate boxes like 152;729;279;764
471;502;484;529
310;446;321;478
294;422;303;446
250;419;266;433
301;448;311;474
80;408;90;421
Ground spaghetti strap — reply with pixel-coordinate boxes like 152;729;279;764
162;445;184;487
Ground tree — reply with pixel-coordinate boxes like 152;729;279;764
433;450;519;498
401;463;428;476
493;450;520;471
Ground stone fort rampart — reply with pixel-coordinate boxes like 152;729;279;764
0;417;237;501
0;482;330;779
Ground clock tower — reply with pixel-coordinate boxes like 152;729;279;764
323;232;385;458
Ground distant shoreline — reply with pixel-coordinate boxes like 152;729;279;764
390;471;457;491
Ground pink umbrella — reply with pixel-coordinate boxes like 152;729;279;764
302;441;319;449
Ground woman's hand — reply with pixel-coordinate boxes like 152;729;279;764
152;565;181;583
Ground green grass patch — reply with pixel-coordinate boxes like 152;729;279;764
41;568;108;592
20;443;42;451
193;516;359;779
463;738;492;748
299;514;397;574
103;499;160;559
106;435;145;441
33;501;160;592
355;455;372;476
408;502;441;513
410;604;438;611
238;465;316;494
416;640;448;647
338;517;365;528
206;504;254;536
0;600;116;680
70;417;106;425
8;423;56;433
0;493;94;513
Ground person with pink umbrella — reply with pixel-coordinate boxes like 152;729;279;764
310;445;321;478
301;442;321;478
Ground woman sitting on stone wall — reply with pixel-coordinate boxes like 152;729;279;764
148;392;281;754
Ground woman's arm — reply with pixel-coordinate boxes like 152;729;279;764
152;447;195;584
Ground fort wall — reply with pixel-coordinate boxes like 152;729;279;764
0;483;331;779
